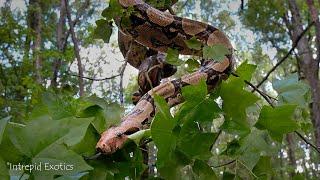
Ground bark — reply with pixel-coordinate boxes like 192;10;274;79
51;0;66;88
29;0;43;84
65;0;84;96
288;0;320;150
286;134;297;178
306;0;320;62
279;149;285;179
51;0;90;87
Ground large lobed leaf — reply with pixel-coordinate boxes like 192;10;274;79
220;62;259;136
255;105;298;142
151;95;177;167
273;73;310;108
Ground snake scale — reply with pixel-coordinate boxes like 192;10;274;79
96;0;234;154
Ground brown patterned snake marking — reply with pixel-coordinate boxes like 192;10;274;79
96;0;233;154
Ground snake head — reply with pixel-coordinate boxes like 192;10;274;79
96;127;128;154
96;125;140;154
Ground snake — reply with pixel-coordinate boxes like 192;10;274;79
118;31;177;104
96;0;234;154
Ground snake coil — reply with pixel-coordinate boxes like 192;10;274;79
96;0;233;154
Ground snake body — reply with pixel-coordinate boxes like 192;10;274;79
96;0;233;154
118;30;177;104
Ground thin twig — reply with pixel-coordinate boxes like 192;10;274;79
83;152;102;160
70;74;120;81
119;42;132;105
231;73;277;107
295;131;320;154
213;160;236;168
213;129;222;145
119;62;128;105
19;172;25;180
255;21;314;89
245;80;275;107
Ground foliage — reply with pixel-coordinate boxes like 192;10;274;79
1;0;319;179
0;59;311;179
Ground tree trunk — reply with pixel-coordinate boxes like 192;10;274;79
51;0;66;88
29;0;43;84
65;0;84;96
306;0;320;61
288;0;320;150
286;134;297;178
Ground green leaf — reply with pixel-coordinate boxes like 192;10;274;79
252;156;273;180
255;105;298;142
185;37;202;50
41;93;76;120
178;132;217;160
176;80;221;126
0;116;10;144
220;79;259;136
10;116;93;157
185;58;200;72
62;118;93;146
0;157;9;180
238;130;271;170
55;172;89;180
157;150;191;179
177;98;221;125
273;73;310;108
233;61;257;83
101;0;123;20
145;0;174;9
79;96;123;133
181;79;207;103
220;62;258;136
222;139;241;156
32;143;92;178
93;19;113;43
165;48;182;65
203;45;229;62
0;124;25;164
193;160;218;180
128;129;151;145
176;80;221;159
151;95;176;167
222;172;236;180
292;173;305;180
70;125;98;157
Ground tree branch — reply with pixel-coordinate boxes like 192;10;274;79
65;0;85;96
306;0;320;63
295;131;320;154
119;60;128;105
119;42;133;105
69;73;120;81
255;21;314;89
62;0;90;51
231;73;277;107
213;160;236;168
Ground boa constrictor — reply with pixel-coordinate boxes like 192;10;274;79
96;0;233;154
118;31;177;104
